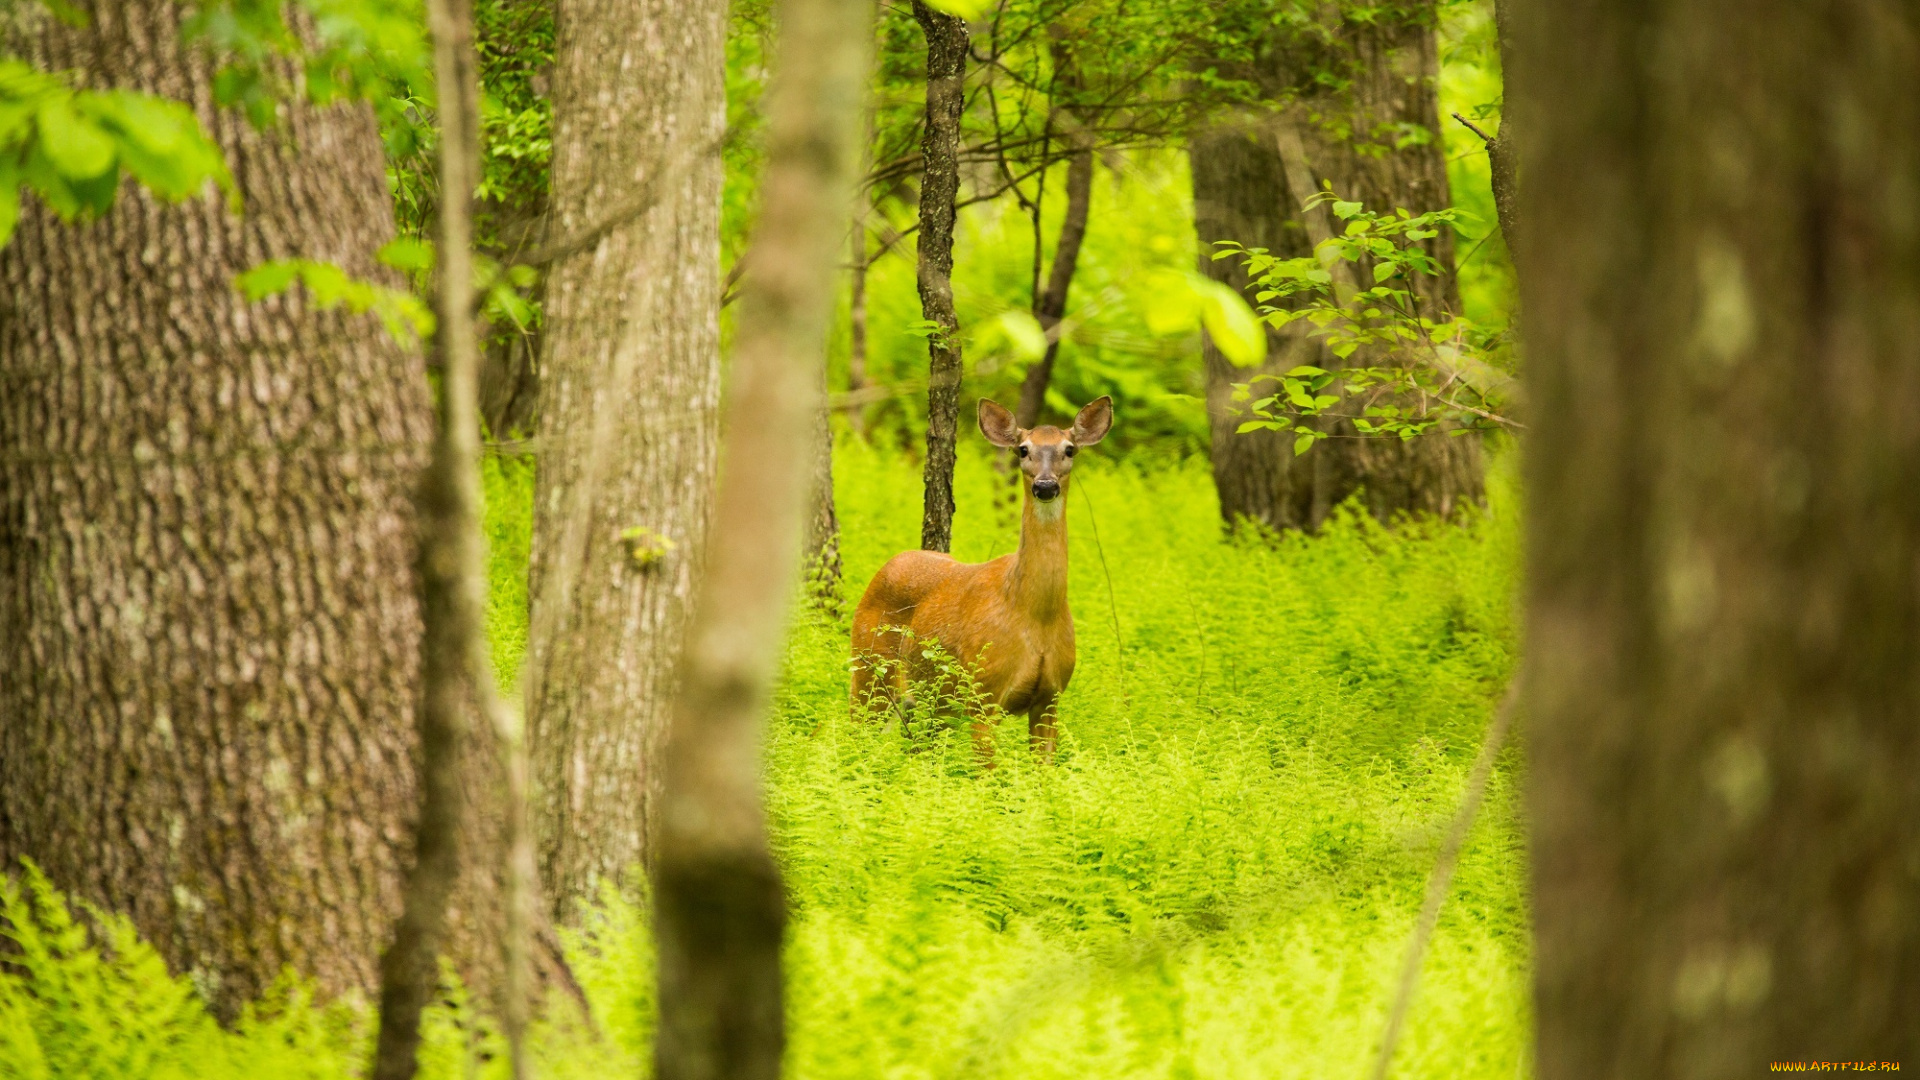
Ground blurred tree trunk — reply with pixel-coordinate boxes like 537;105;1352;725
1014;141;1093;429
1519;0;1920;1074
651;0;871;1075
526;0;726;918
1193;5;1482;533
0;0;429;1020
912;0;967;554
371;0;512;1069
1014;39;1093;430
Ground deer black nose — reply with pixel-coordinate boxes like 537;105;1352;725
1032;478;1060;501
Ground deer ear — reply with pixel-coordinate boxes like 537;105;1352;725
1070;396;1113;446
978;399;1020;447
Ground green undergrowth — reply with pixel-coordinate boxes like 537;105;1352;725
0;443;1527;1079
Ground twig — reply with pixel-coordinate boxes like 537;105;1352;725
1369;680;1522;1080
1452;112;1496;146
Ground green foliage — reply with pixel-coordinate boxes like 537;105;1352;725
0;60;231;247
1140;268;1266;368
233;244;435;344
1217;196;1517;451
775;445;1527;1077
0;860;368;1080
1437;0;1516;329
1;446;1527;1078
181;0;430;128
846;153;1216;455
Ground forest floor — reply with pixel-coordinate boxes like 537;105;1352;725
0;443;1528;1080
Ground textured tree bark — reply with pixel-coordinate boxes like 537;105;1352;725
1518;0;1920;1074
804;362;844;610
651;0;871;1076
371;0;504;1070
1193;5;1483;533
1014;142;1093;429
1190;121;1324;531
527;0;725;918
0;0;429;1020
1484;0;1520;267
912;0;967;554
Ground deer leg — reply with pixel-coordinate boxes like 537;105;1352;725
1028;694;1059;761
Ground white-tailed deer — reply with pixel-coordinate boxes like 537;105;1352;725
850;395;1113;759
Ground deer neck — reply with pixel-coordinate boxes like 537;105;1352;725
1007;482;1070;622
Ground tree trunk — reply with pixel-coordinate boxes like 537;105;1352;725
1194;6;1483;533
912;0;967;554
804;364;843;610
527;0;726;918
0;0;429;1019
372;0;519;1070
1014;142;1094;429
1190;122;1325;531
1518;0;1920;1074
846;216;870;435
1483;0;1520;272
651;0;871;1075
478;283;544;440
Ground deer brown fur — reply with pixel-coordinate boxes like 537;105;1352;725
850;396;1113;759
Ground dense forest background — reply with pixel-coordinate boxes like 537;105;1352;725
2;0;1915;1076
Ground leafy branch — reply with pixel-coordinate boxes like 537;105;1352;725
1217;196;1520;455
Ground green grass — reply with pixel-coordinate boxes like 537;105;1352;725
1;443;1526;1079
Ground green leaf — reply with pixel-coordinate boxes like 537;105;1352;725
1284;365;1326;377
234;259;302;301
1198;279;1266;367
1293;431;1316;456
0;184;17;249
990;309;1048;361
1331;200;1363;220
36;98;115;179
379;236;434;273
1142;270;1203;336
917;0;987;16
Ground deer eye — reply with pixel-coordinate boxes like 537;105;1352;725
1064;444;1076;458
1017;445;1029;458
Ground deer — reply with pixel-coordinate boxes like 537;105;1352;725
849;395;1113;761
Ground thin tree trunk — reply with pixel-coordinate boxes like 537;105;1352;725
912;0;967;554
370;0;513;1070
0;0;429;1019
1519;0;1920;1074
528;0;726;918
1014;141;1093;429
847;215;870;435
1484;0;1519;263
651;0;871;1075
804;361;843;610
